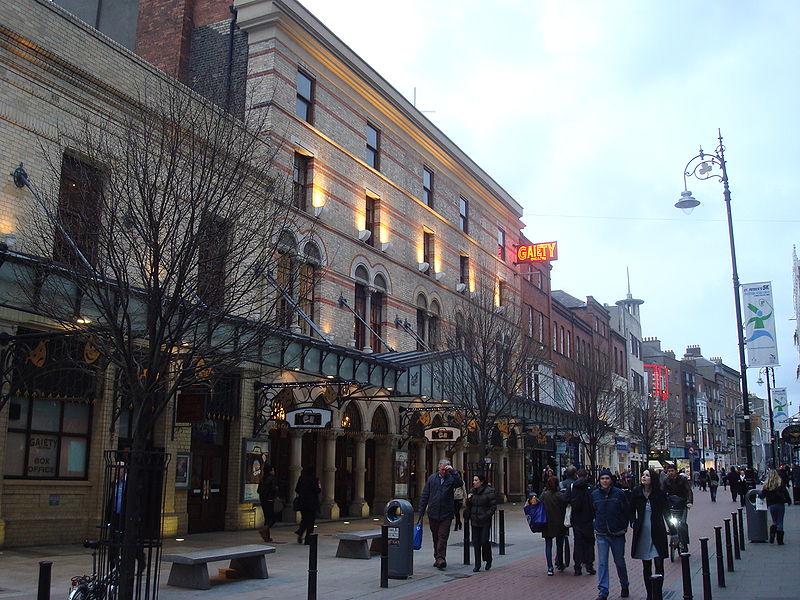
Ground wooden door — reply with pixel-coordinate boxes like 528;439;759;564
187;420;228;533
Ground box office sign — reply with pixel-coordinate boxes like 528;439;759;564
285;408;332;429
28;435;58;477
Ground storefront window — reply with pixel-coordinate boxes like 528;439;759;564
4;396;91;479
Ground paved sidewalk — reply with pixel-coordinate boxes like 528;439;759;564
0;491;797;599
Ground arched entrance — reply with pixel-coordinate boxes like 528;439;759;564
335;402;362;517
366;406;389;510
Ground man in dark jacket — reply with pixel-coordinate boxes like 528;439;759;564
591;468;630;600
792;463;800;504
566;468;595;576
418;459;464;570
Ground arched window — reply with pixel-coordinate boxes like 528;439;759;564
276;231;298;329
429;300;441;350
353;265;370;350
371;406;389;434
416;294;428;351
299;242;321;336
341;402;362;431
370;274;387;352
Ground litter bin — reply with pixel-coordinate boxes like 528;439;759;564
745;489;768;542
384;499;414;579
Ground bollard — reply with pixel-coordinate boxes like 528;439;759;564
713;526;725;588
307;533;318;600
699;537;712;600
680;552;693;600
37;561;52;600
380;526;388;588
730;513;740;559
499;510;506;555
463;516;471;565
723;519;734;572
736;508;745;550
650;574;664;600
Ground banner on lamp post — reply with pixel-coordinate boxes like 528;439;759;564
772;387;789;432
741;281;779;367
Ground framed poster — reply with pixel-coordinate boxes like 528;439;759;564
175;452;190;489
241;438;270;503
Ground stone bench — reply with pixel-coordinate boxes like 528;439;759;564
162;544;275;589
333;530;384;559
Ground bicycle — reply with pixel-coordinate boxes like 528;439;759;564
666;502;689;562
68;540;118;600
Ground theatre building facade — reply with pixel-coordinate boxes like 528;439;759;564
0;0;548;546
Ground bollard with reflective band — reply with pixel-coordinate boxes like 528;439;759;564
37;561;52;600
699;537;712;600
307;533;318;600
499;510;506;555
650;574;664;600
737;507;745;548
731;513;740;559
713;526;725;587
723;519;734;572
680;552;693;600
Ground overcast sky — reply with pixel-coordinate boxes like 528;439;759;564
298;0;800;416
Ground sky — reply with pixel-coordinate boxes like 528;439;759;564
298;0;800;416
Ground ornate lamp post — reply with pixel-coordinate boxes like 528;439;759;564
677;130;753;471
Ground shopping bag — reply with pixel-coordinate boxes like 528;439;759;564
755;496;768;511
413;523;423;550
564;505;572;527
524;495;547;533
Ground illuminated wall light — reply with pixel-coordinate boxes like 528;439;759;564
379;224;389;245
312;186;326;209
417;245;424;263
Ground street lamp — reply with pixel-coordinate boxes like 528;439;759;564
756;367;778;468
678;130;753;471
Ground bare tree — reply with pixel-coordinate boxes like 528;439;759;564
13;80;293;599
435;290;549;462
554;353;622;475
626;391;670;458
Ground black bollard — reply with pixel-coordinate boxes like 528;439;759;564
380;526;388;588
730;513;740;559
37;561;52;600
463;516;471;565
650;574;664;600
736;508;745;550
713;526;725;587
307;533;318;600
699;537;712;600
680;552;693;600
499;510;506;555
723;519;734;572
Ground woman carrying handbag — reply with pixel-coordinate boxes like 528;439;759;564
464;473;497;572
630;469;668;600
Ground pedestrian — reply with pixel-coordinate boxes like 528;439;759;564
294;465;321;544
418;459;464;570
591;468;630;600
663;464;693;552
257;463;279;542
567;468;596;576
560;466;578;568
630;469;668;600
792;463;800;505
758;469;792;545
463;473;496;572
697;469;708;491
725;466;739;502
453;477;466;531
542;475;568;575
708;467;719;502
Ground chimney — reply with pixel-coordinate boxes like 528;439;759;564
684;345;702;358
135;0;195;83
642;337;661;352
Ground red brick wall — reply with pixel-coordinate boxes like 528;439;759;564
135;0;195;82
193;0;233;27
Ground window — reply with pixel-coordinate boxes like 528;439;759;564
364;196;377;247
527;305;534;338
293;153;311;211
566;331;571;358
560;326;565;355
366;123;380;170
5;397;91;479
422;231;434;275
275;231;298;329
539;312;545;343
296;70;313;123
459;196;469;233
371;274;387;352
423;167;433;207
55;154;102;266
497;228;506;261
526;362;541;403
416;294;428;351
497;280;506;307
630;334;641;359
197;216;230;309
459;255;470;288
552;322;558;352
429;300;441;350
354;282;367;349
298;242;320;336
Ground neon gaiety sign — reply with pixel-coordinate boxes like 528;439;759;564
515;242;558;263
